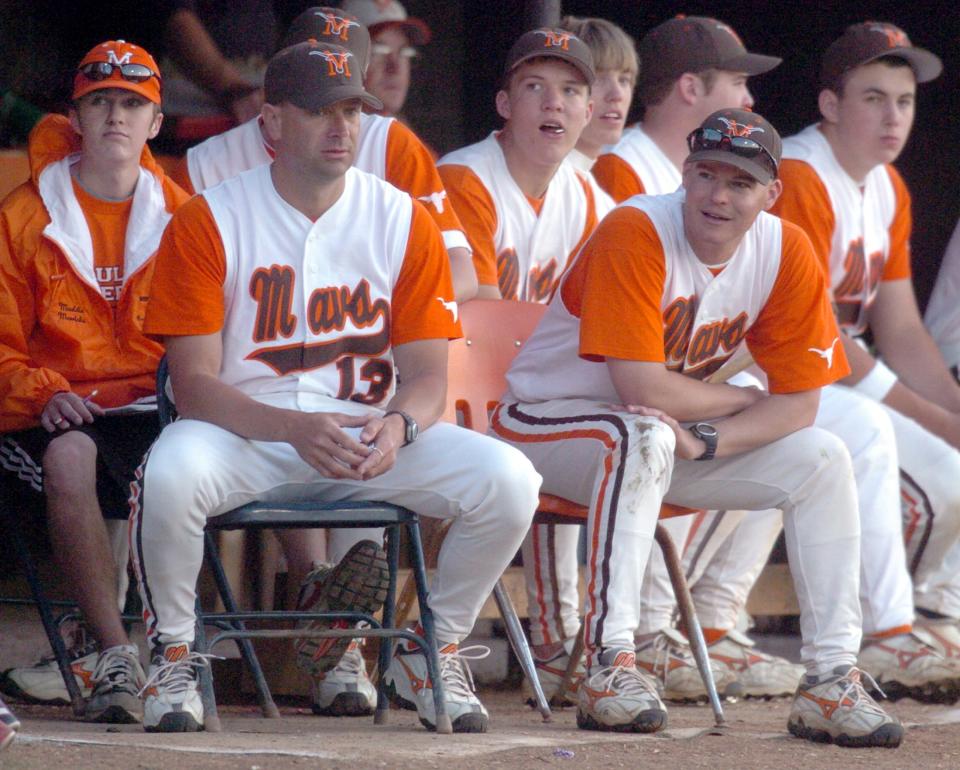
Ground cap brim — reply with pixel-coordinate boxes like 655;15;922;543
687;149;775;185
72;77;161;105
508;52;595;86
867;46;943;83
721;52;783;76
369;19;431;46
289;85;383;113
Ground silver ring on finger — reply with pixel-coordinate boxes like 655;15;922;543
370;446;385;463
55;417;68;426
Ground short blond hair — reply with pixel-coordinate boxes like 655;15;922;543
560;16;638;80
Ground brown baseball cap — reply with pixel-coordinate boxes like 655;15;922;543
278;7;371;72
73;40;162;105
504;28;595;85
265;41;382;112
639;16;780;89
340;0;431;45
820;22;942;91
686;109;781;185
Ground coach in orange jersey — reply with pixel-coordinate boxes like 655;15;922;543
131;40;540;734
491;107;903;747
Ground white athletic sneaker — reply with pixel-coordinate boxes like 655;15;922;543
635;627;739;702
916;618;960;662
141;642;208;733
295;541;389;678
787;666;902;748
0;617;98;704
858;630;960;703
709;629;804;698
577;649;667;733
0;696;19;751
384;643;489;732
311;639;377;716
82;644;145;723
522;642;585;708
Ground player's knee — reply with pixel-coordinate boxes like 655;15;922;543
477;439;542;531
626;416;675;471
42;432;97;499
790;427;853;479
140;424;218;505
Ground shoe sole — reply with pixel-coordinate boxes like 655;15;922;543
83;703;143;724
868;678;960;704
295;541;390;676
417;713;489;733
144;713;203;732
576;707;667;733
312;692;375;717
787;717;903;748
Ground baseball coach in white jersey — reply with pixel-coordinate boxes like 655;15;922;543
130;40;540;735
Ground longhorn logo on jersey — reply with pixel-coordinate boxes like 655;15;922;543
663;295;748;378
537;30;572;50
247;274;389;376
319;11;360;41
311;48;353;78
717;116;764;138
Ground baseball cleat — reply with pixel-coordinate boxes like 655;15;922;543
523;640;584;708
709;629;804;698
635;627;739;703
310;638;376;717
82;644;145;723
384;642;489;733
295;541;390;678
141;642;208;733
0;696;20;751
915;618;960;662
858;630;960;703
577;648;667;733
787;665;902;748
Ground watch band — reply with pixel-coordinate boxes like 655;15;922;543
690;422;718;461
384;410;418;446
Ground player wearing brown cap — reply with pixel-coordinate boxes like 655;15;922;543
0;40;189;722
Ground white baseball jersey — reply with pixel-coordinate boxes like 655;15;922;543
592;124;682;202
438;132;597;303
146;164;459;406
184;113;469;253
566;148;615;220
775;124;912;337
925;218;960;369
506;190;845;405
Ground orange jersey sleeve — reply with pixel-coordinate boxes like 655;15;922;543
770;159;835;278
746;221;850;393
883;165;912;281
391;200;462;345
145;195;227;337
384;121;466;240
574;206;668;362
438;163;498;286
592;153;647;203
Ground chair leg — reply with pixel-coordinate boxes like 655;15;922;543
3;511;85;716
193;597;222;732
405;520;451;734
375;524;400;725
655;523;725;727
492;579;551;721
204;532;280;719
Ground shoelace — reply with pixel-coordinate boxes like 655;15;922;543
91;648;142;690
588;661;660;698
138;651;219;698
831;667;888;712
332;644;365;677
643;630;691;679
438;645;489;699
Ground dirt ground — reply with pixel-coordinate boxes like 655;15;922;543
3;688;960;770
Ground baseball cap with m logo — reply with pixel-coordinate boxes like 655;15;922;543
265;41;382;112
504;27;595;85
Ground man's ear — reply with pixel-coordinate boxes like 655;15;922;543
68;106;82;136
677;73;700;106
495;89;512;122
148;109;163;140
763;178;783;211
260;102;282;145
819;88;840;124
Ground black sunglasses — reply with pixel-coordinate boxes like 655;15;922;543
78;61;160;84
687;127;778;177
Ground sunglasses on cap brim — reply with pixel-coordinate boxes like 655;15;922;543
687;127;778;178
78;61;160;84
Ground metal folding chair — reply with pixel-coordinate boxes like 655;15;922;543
155;358;452;733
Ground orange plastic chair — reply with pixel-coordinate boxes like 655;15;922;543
445;299;724;726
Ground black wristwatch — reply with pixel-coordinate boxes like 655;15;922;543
689;422;718;461
385;410;419;446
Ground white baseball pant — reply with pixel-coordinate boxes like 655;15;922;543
492;398;862;675
130;397;541;649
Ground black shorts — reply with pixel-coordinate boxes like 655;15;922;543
0;412;160;520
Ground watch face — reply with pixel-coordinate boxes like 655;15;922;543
694;423;717;439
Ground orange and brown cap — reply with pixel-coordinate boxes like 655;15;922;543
73;40;161;104
265;41;382;112
686;109;781;185
341;0;430;45
505;28;595;85
820;22;942;91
